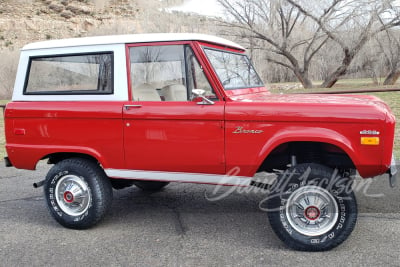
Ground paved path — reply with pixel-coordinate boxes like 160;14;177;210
1;161;399;266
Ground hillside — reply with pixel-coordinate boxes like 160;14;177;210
0;0;216;97
0;0;201;51
0;0;141;51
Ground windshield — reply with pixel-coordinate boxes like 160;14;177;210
204;48;263;90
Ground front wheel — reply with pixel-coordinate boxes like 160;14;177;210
267;163;357;251
44;158;113;229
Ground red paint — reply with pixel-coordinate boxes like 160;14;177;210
14;128;26;135
305;206;320;221
64;191;74;203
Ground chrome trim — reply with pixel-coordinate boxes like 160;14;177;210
55;175;92;216
286;186;339;236
196;98;215;105
360;130;380;135
105;169;251;186
124;104;142;110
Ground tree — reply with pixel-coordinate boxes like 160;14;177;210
218;0;400;88
217;0;329;88
377;29;400;85
286;0;400;87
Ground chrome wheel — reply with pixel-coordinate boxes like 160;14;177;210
286;185;338;236
55;175;92;216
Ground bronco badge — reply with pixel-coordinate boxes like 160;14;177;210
233;126;264;134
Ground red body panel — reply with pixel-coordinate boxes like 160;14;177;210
123;101;225;174
224;94;393;177
5;102;125;170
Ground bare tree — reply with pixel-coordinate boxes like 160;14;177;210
217;0;329;88
286;0;400;87
376;29;400;85
218;0;400;88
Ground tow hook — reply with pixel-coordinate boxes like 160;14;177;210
33;180;45;188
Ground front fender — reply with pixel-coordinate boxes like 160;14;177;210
253;125;386;178
255;126;358;171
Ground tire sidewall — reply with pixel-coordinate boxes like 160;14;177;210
267;164;357;251
44;159;110;229
45;169;92;225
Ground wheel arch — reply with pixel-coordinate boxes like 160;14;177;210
43;152;101;166
255;129;358;173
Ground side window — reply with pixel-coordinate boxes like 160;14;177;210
185;46;217;100
129;45;187;101
24;52;113;95
129;45;216;101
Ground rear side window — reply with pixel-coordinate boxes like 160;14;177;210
24;52;113;95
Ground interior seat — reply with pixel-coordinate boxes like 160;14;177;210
134;83;161;101
161;84;187;101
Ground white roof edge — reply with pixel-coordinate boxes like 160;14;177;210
22;33;245;51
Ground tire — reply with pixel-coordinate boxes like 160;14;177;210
267;163;357;251
44;158;113;229
133;181;169;191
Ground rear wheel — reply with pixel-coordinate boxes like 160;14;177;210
267;163;357;251
44;158;112;229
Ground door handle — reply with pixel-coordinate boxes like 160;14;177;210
124;104;142;110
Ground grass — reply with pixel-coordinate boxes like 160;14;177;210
0;78;399;161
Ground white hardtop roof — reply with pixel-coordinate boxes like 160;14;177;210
22;33;245;51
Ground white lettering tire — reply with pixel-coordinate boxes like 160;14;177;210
44;158;113;229
267;163;357;251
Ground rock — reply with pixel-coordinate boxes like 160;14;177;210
24;20;37;31
83;18;95;31
60;0;69;6
40;8;49;14
60;10;74;19
48;2;64;13
66;4;93;15
80;6;91;15
65;4;81;15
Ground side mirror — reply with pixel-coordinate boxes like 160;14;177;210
191;89;215;105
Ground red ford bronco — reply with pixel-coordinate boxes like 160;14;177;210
3;33;397;251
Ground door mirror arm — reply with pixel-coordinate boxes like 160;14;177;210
191;89;215;105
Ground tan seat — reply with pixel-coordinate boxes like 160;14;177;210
134;83;161;101
161;84;187;101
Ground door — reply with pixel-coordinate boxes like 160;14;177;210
123;43;225;176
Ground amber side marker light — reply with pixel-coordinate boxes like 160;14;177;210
361;137;380;145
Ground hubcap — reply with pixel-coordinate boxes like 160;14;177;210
305;206;320;220
286;185;339;236
55;175;91;216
